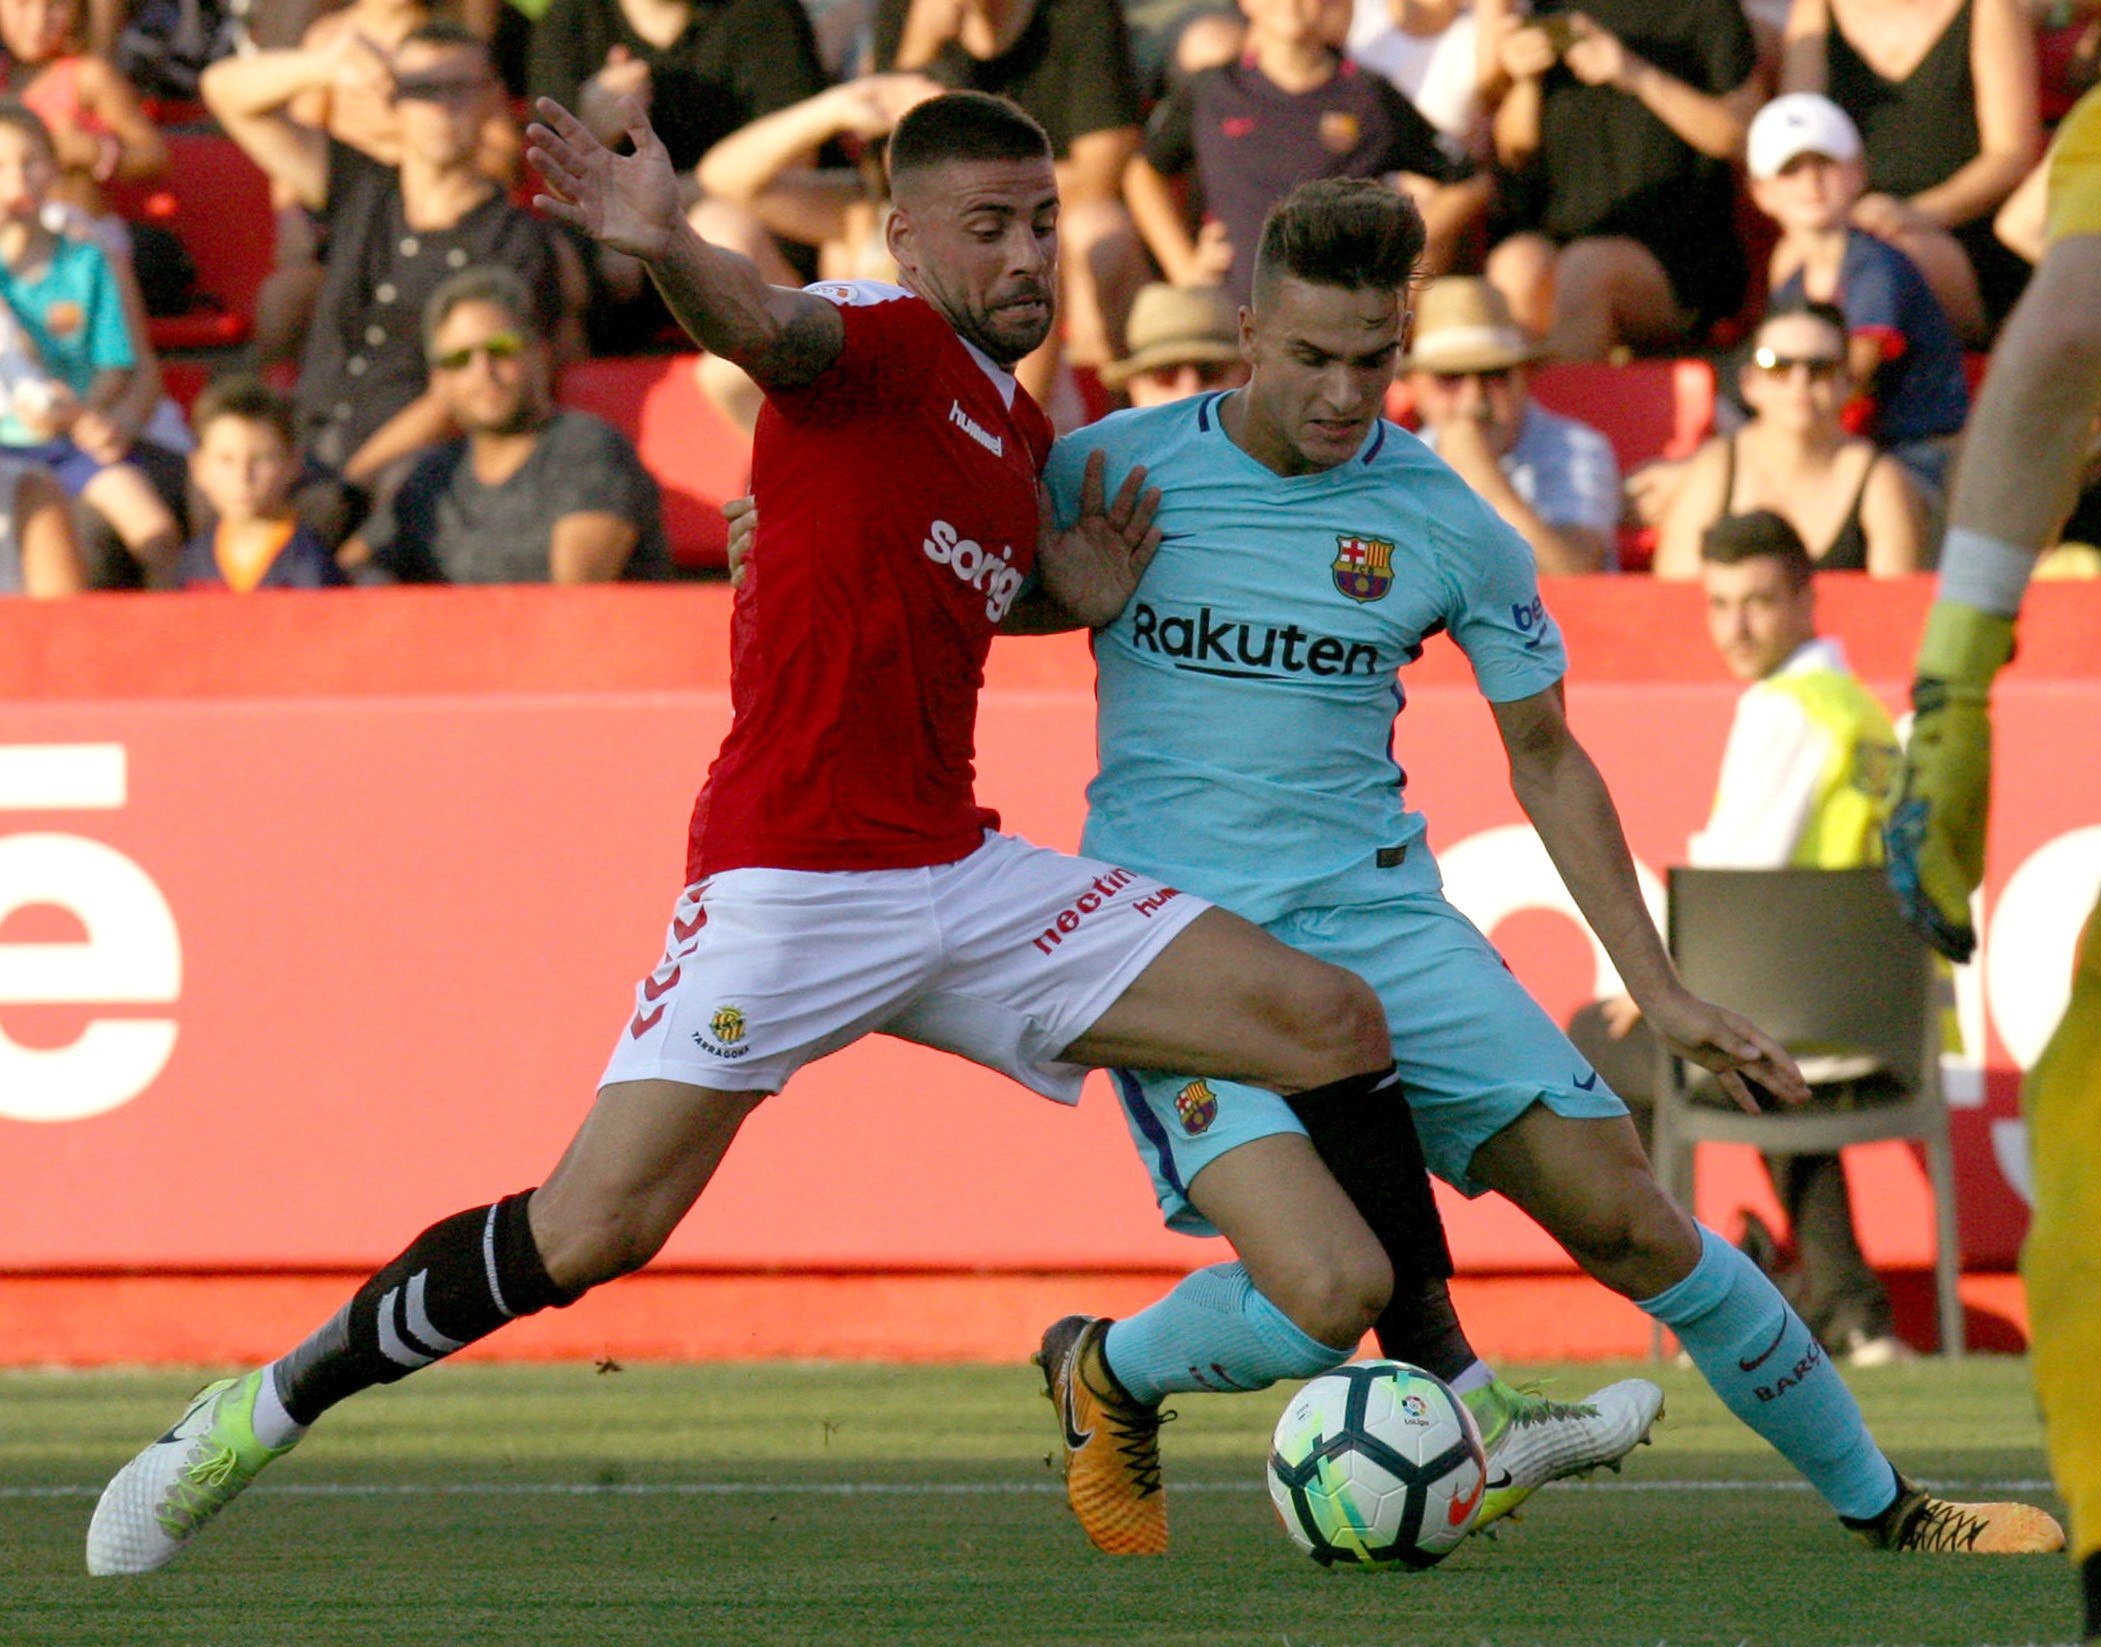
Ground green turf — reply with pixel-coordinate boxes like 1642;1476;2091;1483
0;1358;2075;1647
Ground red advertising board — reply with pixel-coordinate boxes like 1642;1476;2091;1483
1;580;2096;1294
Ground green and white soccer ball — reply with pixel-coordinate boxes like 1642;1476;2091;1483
1267;1360;1487;1571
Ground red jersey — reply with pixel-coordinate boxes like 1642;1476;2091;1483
687;282;1056;879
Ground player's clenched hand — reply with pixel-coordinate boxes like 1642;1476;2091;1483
528;93;680;265
1886;601;2014;963
1643;987;1808;1115
1037;448;1163;628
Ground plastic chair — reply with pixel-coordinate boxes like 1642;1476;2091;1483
1649;866;1964;1358
108;131;276;351
1528;358;1717;474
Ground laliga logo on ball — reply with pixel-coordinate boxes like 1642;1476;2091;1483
0;745;181;1123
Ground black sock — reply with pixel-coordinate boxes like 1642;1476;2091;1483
1285;1068;1480;1381
274;1191;575;1425
2082;1547;2099;1643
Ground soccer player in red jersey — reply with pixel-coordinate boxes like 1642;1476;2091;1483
87;91;1429;1573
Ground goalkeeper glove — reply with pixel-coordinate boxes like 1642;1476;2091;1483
1886;600;2015;963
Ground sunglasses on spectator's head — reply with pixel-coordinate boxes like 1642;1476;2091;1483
1752;348;1844;381
430;332;525;371
392;73;487;104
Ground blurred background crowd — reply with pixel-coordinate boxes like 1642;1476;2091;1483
0;0;2098;596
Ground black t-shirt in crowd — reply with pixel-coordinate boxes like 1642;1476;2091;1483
363;409;670;584
297;144;571;470
872;0;1141;159
1511;0;1755;324
528;0;830;172
1146;56;1463;306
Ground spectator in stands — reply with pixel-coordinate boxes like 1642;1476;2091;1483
0;100;178;573
527;0;830;340
688;70;942;430
0;0;166;212
1127;0;1483;301
204;24;587;539
1099;280;1247;406
345;266;667;583
1570;510;1910;1367
178;375;345;590
692;72;943;284
294;0;520;179
1781;0;2040;337
1654;302;1923;578
245;0;523;367
528;0;830;179
0;446;82;591
1346;0;1484;160
1477;0;1762;359
1749;93;1970;500
0;0;194;314
1405;275;1620;572
874;0;1151;401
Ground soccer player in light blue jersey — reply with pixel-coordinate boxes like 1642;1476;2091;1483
1040;177;2062;1560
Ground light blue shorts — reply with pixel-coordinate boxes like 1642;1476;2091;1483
1113;890;1628;1235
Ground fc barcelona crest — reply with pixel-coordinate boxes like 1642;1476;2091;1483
1174;1079;1219;1136
1332;534;1395;602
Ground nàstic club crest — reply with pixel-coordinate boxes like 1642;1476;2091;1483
1332;534;1395;602
709;1004;747;1046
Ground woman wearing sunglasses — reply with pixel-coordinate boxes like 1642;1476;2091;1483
1653;301;1925;579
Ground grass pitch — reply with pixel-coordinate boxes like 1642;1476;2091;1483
0;1358;2074;1647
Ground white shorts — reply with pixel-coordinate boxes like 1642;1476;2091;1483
599;831;1210;1101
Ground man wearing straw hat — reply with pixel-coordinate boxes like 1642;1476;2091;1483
1100;283;1249;408
1405;275;1620;573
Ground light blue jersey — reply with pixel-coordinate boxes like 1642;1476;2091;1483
1046;394;1567;926
1047;393;1618;1218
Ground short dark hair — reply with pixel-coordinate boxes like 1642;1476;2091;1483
1701;509;1814;588
887;91;1051;185
191;374;299;449
422;264;536;354
0;99;55;161
1252;178;1425;305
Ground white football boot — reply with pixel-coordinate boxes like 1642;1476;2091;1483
1462;1376;1664;1531
86;1370;296;1575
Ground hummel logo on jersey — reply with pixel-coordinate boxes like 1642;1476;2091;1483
924;519;1026;622
947;399;1004;457
1129;601;1381;679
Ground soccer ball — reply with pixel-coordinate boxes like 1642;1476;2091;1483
1267;1360;1487;1571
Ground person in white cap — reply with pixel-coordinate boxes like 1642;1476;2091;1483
1404;274;1619;572
1748;92;1970;503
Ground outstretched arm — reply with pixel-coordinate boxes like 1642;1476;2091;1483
1491;684;1809;1110
528;95;845;390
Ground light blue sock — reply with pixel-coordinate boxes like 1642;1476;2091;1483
1641;1224;1900;1520
1102;1262;1353;1405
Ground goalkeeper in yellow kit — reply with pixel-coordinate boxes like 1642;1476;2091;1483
1887;83;2101;1645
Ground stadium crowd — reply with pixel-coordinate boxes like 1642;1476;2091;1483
0;0;2096;597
